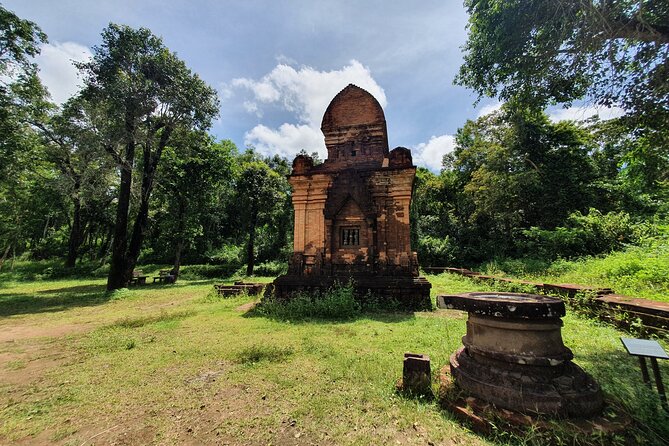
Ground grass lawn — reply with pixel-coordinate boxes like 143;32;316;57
478;238;669;303
1;273;668;445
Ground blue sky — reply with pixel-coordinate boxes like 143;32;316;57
6;1;623;171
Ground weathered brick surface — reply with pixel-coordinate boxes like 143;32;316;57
271;84;430;308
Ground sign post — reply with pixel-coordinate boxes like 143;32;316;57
621;337;669;411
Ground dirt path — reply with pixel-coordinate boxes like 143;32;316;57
0;285;202;395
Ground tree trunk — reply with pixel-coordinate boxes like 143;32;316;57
125;127;171;278
0;245;10;271
126;155;158;278
173;239;184;282
65;183;82;268
42;215;50;242
107;120;135;291
172;199;187;281
246;207;258;276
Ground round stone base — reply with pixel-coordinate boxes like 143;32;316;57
438;366;631;438
451;346;603;417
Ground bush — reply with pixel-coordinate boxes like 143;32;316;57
256;282;361;320
417;235;455;266
519;209;652;259
205;244;243;267
0;259;109;281
178;264;239;280
252;261;287;276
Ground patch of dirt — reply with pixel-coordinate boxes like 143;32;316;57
234;301;258;312
0;323;85;386
0;348;72;386
184;363;229;386
0;322;92;343
419;309;466;319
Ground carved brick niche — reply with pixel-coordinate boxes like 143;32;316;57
270;84;431;309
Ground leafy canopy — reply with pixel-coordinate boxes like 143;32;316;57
456;0;669;121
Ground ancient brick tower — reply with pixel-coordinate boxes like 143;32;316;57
270;84;431;309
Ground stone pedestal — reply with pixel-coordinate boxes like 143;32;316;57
438;292;603;417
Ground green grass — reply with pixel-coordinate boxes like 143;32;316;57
0;273;668;445
478;237;669;302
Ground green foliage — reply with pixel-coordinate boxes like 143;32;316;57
252;260;287;277
0;6;56;264
233;151;291;275
479;230;669;302
456;0;669;126
201;244;244;271
431;105;600;263
519;209;652;259
0;6;47;72
416;235;455;266
257;282;362;321
151;133;236;270
178;264;240;280
0;259;109;282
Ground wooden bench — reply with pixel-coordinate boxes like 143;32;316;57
153;269;175;284
129;270;148;285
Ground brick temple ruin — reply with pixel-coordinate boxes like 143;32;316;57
269;84;431;309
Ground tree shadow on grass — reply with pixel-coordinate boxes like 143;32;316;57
0;283;110;317
38;284;105;295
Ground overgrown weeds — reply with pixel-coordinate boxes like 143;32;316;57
255;282;362;320
234;345;294;364
477;231;669;302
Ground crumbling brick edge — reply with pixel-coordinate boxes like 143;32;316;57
424;266;669;337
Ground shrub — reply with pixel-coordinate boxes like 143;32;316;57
205;244;243;267
178;264;239;279
252;260;287;276
256;282;361;320
0;259;109;281
519;209;652;259
417;235;455;266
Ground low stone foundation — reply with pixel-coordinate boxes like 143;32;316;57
267;274;432;310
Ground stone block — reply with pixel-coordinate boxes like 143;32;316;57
402;353;432;396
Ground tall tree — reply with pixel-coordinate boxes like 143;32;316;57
153;134;235;279
234;158;286;276
450;106;596;260
38;95;116;267
78;24;219;290
456;0;669;122
0;5;51;267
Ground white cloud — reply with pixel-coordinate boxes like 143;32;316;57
548;105;625;123
245;124;324;160
233;60;386;158
476;101;503;118
242;100;260;116
412;134;456;172
35;42;92;105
